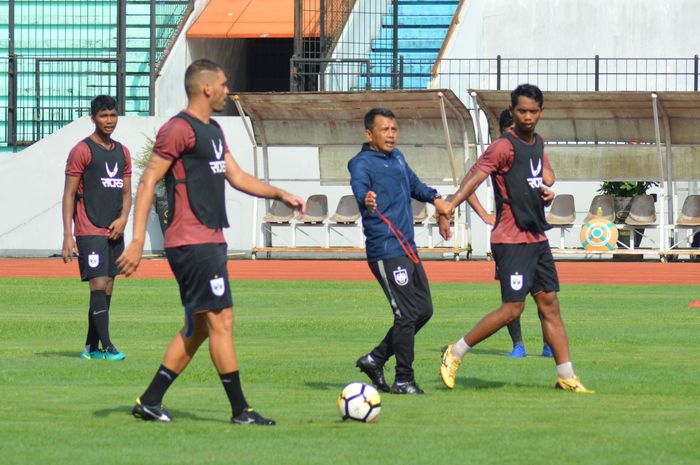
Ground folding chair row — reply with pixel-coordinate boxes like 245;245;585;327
263;194;360;225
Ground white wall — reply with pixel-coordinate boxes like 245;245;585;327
444;0;700;59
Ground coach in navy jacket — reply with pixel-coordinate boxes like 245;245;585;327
348;107;449;395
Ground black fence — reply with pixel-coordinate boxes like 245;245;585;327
1;0;193;150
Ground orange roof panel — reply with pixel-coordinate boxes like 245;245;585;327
187;0;318;39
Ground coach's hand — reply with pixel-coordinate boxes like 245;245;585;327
62;235;76;263
434;197;453;220
365;191;377;212
117;241;143;277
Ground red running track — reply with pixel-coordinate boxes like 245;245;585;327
0;258;697;285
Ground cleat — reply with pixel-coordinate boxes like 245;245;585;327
231;408;276;425
440;344;462;389
555;376;594;394
541;344;554;358
80;350;104;360
507;343;527;358
132;397;172;422
390;380;424;394
356;354;390;393
103;346;126;361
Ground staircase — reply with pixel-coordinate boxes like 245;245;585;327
360;0;459;90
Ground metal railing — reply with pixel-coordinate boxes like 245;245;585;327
1;0;193;150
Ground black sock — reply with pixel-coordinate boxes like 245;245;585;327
140;365;179;406
84;311;99;352
105;294;112;347
220;371;249;416
506;318;523;346
89;290;112;349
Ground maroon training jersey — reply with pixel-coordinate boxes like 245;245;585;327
472;128;552;244
65;135;132;237
152;111;231;248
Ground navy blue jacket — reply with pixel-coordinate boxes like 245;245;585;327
348;143;439;262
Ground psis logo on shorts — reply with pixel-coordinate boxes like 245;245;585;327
393;267;409;286
88;253;100;268
510;273;523;291
209;275;226;296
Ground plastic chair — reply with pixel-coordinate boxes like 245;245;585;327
262;200;295;224
677;195;700;226
546;194;576;249
624;195;656;226
329;195;360;224
328;195;362;247
412;199;428;224
298;194;329;224
583;195;614;223
294;194;329;247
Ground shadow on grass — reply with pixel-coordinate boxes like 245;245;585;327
456;377;507;390
35;351;80;358
305;381;347;391
94;406;228;423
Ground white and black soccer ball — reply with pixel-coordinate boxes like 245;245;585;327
337;382;381;423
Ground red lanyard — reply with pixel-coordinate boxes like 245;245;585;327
374;208;420;264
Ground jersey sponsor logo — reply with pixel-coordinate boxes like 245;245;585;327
210;275;226;296
393;267;409;286
88;253;100;268
209;160;226;174
527;158;543;189
209;139;225;173
101;161;123;188
212;139;224;160
510;273;523;291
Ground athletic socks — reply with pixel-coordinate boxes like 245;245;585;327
556;361;575;379
89;290;113;350
220;371;249;416
451;337;471;359
140;365;179;405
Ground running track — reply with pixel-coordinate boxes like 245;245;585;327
0;258;697;285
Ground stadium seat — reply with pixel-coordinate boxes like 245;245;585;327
546;194;576;249
328;195;362;247
294;194;329;247
624;195;656;226
412;199;428;224
262;200;295;224
583;195;615;223
622;195;657;250
261;200;295;248
667;195;700;250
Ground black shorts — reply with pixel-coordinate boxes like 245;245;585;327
492;241;560;302
76;235;124;281
165;243;233;313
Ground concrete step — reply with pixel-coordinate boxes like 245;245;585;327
378;26;449;41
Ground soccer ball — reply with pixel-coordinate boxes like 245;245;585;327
337;382;381;423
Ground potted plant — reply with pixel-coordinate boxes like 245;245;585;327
597;181;658;249
133;135;169;235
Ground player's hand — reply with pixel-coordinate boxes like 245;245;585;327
541;187;554;207
434;198;453;220
365;191;377;212
438;214;452;240
116;242;143;277
482;213;496;225
62;235;76;263
108;217;127;240
279;191;306;217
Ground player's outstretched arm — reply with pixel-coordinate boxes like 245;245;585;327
444;168;489;216
61;175;80;263
117;154;171;277
224;152;305;214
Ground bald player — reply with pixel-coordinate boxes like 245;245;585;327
118;59;305;425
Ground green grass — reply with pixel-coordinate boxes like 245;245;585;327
1;277;699;465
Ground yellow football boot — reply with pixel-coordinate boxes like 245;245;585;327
555;376;595;394
440;344;462;389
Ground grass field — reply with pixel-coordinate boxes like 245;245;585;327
1;277;699;465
